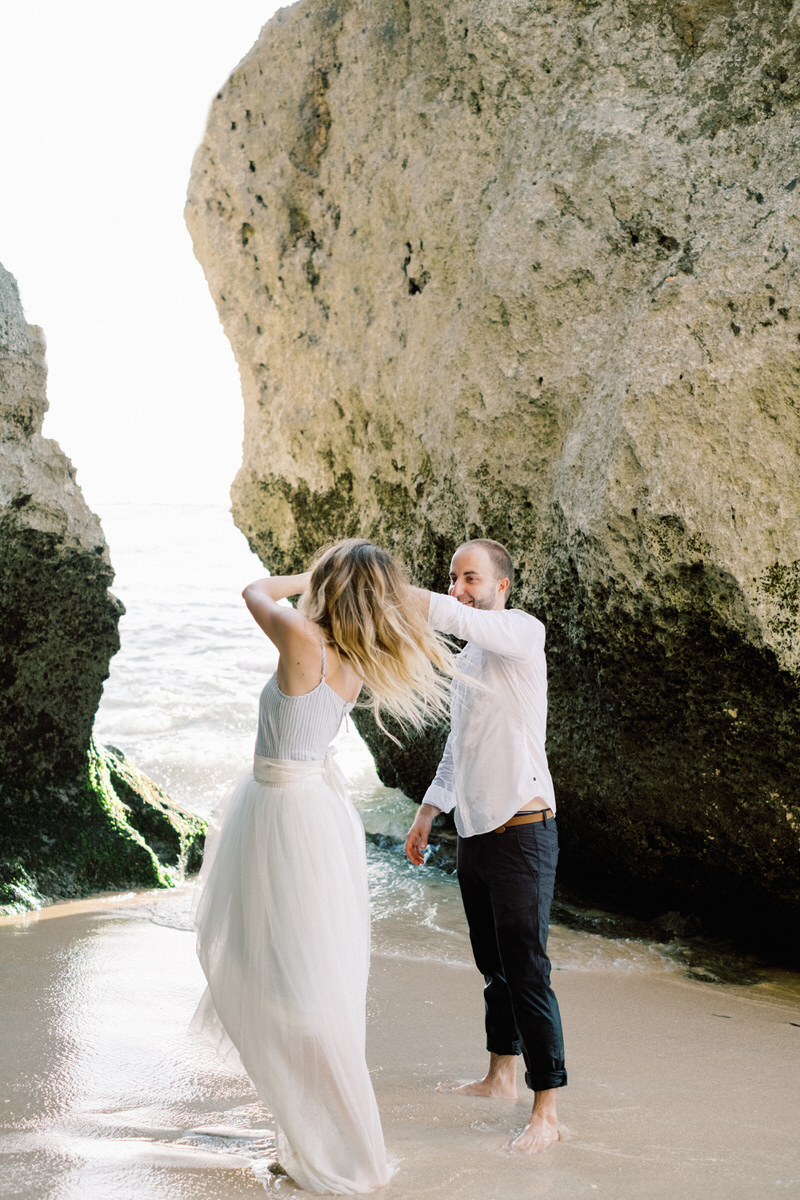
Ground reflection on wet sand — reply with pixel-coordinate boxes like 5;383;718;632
2;864;800;1200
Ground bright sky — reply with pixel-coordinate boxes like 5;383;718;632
0;0;286;509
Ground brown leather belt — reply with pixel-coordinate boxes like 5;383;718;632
494;810;554;834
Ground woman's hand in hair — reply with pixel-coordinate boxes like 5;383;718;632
241;573;314;656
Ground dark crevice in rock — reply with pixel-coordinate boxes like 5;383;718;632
540;543;800;962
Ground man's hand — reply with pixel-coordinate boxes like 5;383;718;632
405;803;441;865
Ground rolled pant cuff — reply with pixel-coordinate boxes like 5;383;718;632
525;1069;568;1092
487;1041;522;1058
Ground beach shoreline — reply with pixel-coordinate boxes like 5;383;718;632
2;885;799;1200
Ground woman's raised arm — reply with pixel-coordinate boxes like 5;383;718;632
242;572;312;651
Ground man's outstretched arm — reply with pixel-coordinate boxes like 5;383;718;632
418;589;540;661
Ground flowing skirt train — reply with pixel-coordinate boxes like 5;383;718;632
192;755;392;1194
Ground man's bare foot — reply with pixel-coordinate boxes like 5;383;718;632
506;1088;560;1155
507;1114;560;1153
437;1076;519;1099
436;1052;518;1099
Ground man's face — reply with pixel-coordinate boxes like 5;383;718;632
448;546;509;611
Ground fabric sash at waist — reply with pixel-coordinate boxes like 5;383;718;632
253;752;346;795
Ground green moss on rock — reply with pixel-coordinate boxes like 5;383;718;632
0;740;206;915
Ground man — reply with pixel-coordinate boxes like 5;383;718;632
406;538;566;1153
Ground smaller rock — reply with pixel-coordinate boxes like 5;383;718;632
0;263;205;912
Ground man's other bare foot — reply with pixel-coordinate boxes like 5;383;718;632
436;1052;518;1099
506;1088;560;1154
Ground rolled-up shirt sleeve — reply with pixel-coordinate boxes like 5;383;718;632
422;730;456;814
428;592;540;661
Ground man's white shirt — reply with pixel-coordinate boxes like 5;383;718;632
423;592;556;836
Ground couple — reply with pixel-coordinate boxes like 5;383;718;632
192;537;566;1194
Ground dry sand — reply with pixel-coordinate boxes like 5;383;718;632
1;886;798;1200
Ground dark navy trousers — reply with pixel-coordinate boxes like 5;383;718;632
456;815;567;1092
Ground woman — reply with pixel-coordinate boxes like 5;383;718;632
192;539;454;1194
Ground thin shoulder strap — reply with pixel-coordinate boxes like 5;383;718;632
320;638;327;682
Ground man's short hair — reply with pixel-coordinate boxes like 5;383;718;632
461;538;515;591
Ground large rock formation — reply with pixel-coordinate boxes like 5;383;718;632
0;265;204;911
186;0;800;954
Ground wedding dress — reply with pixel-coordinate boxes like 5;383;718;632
192;644;393;1193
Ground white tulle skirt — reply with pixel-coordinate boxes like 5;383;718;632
191;753;393;1194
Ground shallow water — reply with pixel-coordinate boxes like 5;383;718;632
3;881;800;1200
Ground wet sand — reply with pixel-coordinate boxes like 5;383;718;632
2;887;799;1200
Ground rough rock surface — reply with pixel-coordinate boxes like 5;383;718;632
187;0;800;954
0;265;204;912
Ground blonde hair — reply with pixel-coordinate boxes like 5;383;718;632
299;539;455;734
